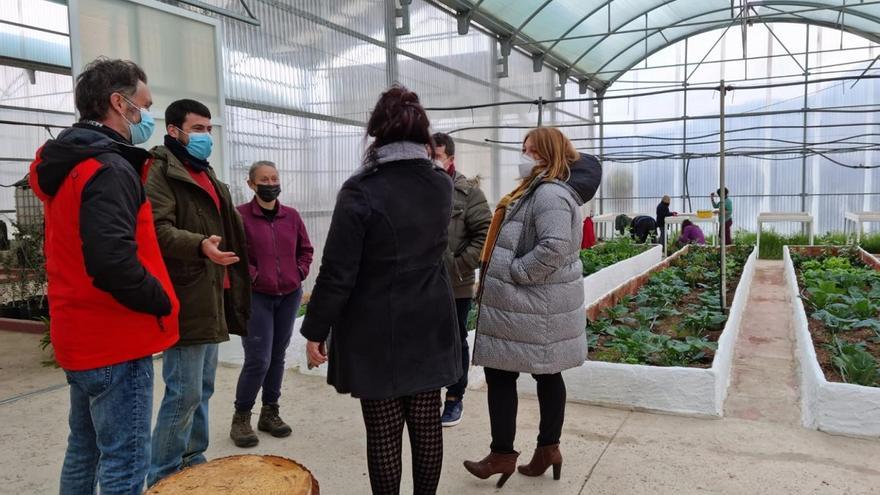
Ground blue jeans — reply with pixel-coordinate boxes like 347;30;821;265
234;289;302;412
147;343;218;487
60;356;153;495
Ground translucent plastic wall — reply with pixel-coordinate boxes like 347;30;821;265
598;23;880;235
207;0;578;290
0;0;73;227
4;1;878;291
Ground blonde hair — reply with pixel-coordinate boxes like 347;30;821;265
512;127;578;198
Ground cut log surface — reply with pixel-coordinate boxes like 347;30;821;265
146;455;318;495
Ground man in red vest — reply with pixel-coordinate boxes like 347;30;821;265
29;57;180;494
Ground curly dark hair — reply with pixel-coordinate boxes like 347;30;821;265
364;84;433;164
75;57;147;122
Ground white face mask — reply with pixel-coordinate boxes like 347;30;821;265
518;153;537;179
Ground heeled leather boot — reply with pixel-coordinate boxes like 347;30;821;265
463;451;520;488
517;444;562;480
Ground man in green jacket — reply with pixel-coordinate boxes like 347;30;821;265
433;133;492;427
146;99;251;487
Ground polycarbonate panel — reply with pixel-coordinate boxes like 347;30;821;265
0;64;74;112
221;0;387;122
0;0;70;69
72;0;226;175
399;0;493;83
447;0;880;88
599;21;880;236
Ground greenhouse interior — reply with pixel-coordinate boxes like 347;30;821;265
1;0;880;494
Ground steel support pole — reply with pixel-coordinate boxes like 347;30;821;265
719;80;728;310
384;0;400;86
598;91;605;215
536;96;545;127
801;25;810;221
682;38;689;212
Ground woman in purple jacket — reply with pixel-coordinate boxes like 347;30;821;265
229;160;314;448
677;219;706;247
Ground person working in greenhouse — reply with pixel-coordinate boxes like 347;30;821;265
431;132;492;428
677;219;706;247
711;187;733;245
656;195;678;246
146;99;251;487
616;214;657;243
229;160;313;448
464;127;601;488
301;85;461;495
29;57;180;495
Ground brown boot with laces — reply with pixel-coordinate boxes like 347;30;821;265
257;403;292;438
229;410;259;448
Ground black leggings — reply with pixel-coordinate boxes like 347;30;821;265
484;368;566;454
360;390;443;495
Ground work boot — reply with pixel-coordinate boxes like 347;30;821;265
258;403;292;437
463;451;519;488
518;444;562;480
230;410;259;448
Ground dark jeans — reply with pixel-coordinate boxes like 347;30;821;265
445;298;471;401
61;356;153;495
234;288;303;412
720;219;733;245
484;367;566;454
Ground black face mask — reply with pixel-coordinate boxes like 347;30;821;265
256;184;281;202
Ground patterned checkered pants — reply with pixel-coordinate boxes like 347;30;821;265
360;390;443;495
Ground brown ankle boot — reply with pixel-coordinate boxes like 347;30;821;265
229;410;259;448
258;404;292;438
463;451;519;488
517;444;562;479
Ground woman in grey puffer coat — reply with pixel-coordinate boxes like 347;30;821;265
464;127;601;489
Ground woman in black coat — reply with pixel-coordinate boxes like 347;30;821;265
301;85;460;495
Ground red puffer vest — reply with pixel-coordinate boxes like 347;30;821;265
30;126;179;370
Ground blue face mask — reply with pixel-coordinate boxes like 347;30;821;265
184;132;213;161
120;96;155;145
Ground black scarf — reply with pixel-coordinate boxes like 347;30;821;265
164;134;211;172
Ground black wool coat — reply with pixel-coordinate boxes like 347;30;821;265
301;158;461;400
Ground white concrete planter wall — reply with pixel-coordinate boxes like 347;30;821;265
583;244;663;307
221;245;754;416
220;245;663;385
516;247;758;417
783;246;880;438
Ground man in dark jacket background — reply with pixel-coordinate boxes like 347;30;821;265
146;99;251;487
656;195;678;248
29;57;179;494
432;133;492;428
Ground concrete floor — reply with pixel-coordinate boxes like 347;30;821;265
2;262;880;494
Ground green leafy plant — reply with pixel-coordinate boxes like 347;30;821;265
38;317;59;368
827;337;879;387
580;237;648;277
587;246;750;367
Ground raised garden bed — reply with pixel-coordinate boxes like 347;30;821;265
784;245;880;438
517;245;757;417
581;239;662;306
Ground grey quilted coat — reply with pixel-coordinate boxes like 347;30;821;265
473;153;602;374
